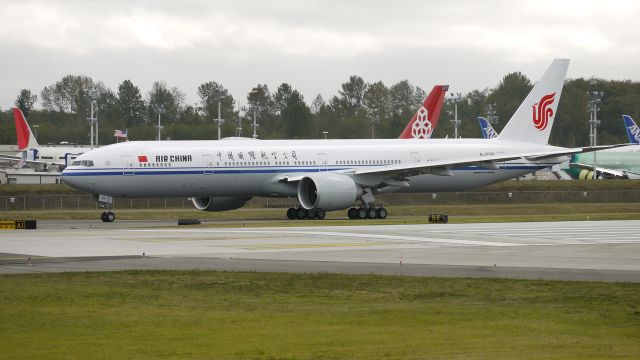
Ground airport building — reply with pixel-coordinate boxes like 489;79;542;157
0;168;61;184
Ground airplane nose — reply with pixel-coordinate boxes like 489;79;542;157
60;168;76;187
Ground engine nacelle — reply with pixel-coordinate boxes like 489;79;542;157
578;169;596;180
191;196;251;211
298;173;359;210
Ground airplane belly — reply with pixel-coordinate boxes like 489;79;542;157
65;171;288;198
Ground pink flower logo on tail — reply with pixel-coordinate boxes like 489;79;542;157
411;106;432;139
532;93;555;131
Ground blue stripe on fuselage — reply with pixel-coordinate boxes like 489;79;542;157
61;164;550;177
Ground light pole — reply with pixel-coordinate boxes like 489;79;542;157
87;100;98;149
587;90;604;179
449;93;462;139
32;124;39;141
248;88;260;139
154;105;165;141
587;91;603;147
212;89;228;140
322;131;328;139
486;103;498;126
369;114;379;139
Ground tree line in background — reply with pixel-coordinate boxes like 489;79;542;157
2;72;640;147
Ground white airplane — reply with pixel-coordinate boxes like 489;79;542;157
62;59;624;222
0;108;88;171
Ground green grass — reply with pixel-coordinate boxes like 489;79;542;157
3;203;640;226
1;271;639;359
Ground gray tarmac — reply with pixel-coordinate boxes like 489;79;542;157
2;220;640;282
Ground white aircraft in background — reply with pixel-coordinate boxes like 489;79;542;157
567;115;640;179
63;59;625;222
0;108;88;171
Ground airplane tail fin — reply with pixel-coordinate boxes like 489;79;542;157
623;115;640;144
12;108;39;150
496;59;569;144
477;117;498;139
399;85;448;139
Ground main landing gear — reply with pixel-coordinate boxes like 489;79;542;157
287;207;326;220
347;206;387;220
285;205;388;220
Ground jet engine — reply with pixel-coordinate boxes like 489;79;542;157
191;196;251;211
578;169;596;180
298;173;360;211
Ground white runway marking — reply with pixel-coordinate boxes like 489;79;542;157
128;229;525;247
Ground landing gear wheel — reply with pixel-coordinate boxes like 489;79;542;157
286;208;296;220
367;207;378;219
357;208;367;219
307;210;317;219
296;208;307;220
348;208;357;219
103;212;115;223
316;209;326;220
377;207;388;219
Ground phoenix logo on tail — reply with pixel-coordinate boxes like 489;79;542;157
532;92;555;131
623;115;640;144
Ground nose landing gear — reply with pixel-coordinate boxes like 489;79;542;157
97;194;116;222
100;211;116;222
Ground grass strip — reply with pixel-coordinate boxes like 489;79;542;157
1;271;639;359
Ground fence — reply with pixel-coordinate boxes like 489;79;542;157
2;190;640;211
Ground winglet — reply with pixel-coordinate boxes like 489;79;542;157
12;108;39;150
497;59;569;144
399;85;448;139
477;117;498;139
623;115;640;144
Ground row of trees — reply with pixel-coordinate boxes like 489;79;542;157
2;73;640;147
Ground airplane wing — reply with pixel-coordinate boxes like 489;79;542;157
526;144;632;160
278;144;631;185
569;163;626;179
569;162;640;179
354;144;631;178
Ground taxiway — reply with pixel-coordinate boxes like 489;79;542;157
1;220;639;282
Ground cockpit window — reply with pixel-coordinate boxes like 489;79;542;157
74;160;94;167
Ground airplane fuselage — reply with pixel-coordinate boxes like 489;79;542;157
62;138;563;198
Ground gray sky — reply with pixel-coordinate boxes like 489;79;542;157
2;0;639;110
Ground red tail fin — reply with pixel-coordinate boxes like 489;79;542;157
13;108;32;150
399;85;448;139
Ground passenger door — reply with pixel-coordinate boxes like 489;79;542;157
317;153;328;172
203;154;214;175
122;155;134;176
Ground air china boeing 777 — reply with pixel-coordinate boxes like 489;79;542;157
62;59;623;222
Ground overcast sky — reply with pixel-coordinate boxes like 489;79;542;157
2;0;639;110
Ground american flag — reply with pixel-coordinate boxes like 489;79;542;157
113;129;128;138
